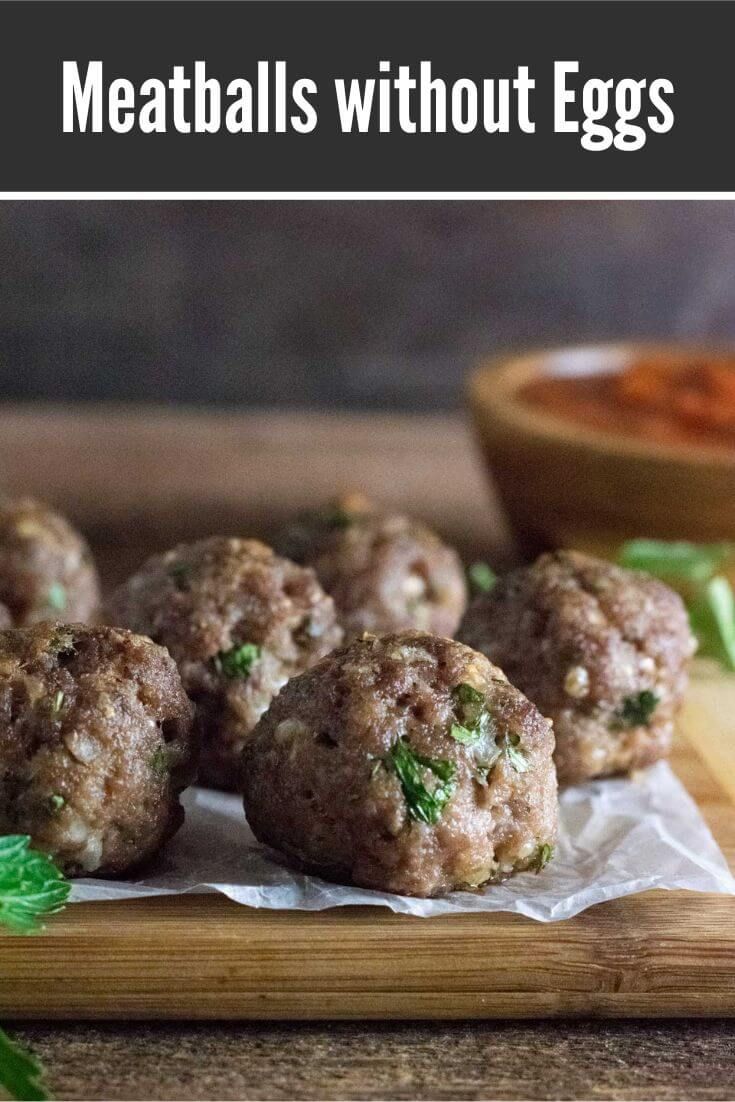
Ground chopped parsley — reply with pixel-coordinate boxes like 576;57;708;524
450;683;492;745
613;690;659;729
501;733;530;773
0;835;70;934
45;582;67;613
48;794;65;814
385;737;457;825
0;1027;50;1102
49;691;65;718
619;539;732;584
450;683;528;774
530;843;554;873
149;747;170;776
47;629;75;658
214;642;261;679
168;562;191;590
468;561;497;594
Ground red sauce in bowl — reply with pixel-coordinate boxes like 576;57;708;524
521;356;735;451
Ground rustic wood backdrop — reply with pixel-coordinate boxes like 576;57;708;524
2;201;735;410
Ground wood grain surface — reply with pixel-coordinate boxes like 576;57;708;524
2;407;735;1097
2;734;732;1022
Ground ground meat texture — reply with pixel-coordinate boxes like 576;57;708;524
0;622;195;877
105;538;344;790
242;632;557;897
0;497;100;626
278;501;467;641
458;551;697;785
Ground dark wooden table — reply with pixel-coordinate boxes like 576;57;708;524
2;406;734;1101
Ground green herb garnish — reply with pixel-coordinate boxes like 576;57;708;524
45;583;66;613
530;843;554;873
0;835;70;934
689;576;735;672
619;539;732;584
47;629;75;658
168;562;191;590
385;738;457;825
618;538;735;670
47;795;65;814
0;1027;50;1102
468;561;497;594
613;690;659;729
450;683;493;745
49;692;64;718
149;747;170;776
501;733;530;773
214;642;261;680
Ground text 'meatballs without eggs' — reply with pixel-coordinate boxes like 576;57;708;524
0;623;195;877
0;497;100;626
278;496;468;641
242;632;557;897
458;550;696;785
105;537;343;789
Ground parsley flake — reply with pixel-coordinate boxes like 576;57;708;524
0;835;70;934
45;583;67;613
530;843;554;873
468;561;497;594
385;737;457;825
613;690;659;729
214;642;261;679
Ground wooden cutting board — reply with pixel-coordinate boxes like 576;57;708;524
1;679;733;1022
0;407;733;1021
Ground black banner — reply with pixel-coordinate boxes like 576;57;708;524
2;0;732;191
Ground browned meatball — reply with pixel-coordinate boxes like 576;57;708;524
0;497;100;626
105;538;343;789
458;551;696;785
279;498;467;641
0;622;195;877
242;632;557;897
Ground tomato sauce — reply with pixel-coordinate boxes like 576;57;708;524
520;356;735;450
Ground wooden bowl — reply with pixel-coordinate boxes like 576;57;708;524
467;342;735;558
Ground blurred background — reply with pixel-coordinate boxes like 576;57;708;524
3;200;735;410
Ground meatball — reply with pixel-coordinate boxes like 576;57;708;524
105;538;343;789
279;497;467;640
0;622;195;876
0;497;100;626
458;551;696;785
242;632;557;897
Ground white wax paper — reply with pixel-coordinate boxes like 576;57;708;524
68;761;735;922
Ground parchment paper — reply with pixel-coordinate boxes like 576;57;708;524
68;761;735;922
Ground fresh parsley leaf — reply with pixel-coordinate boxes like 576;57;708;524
0;836;70;934
47;630;75;659
168;562;191;591
530;843;554;873
619;539;732;583
468;561;497;594
149;747;170;776
47;795;65;814
214;642;261;679
45;583;66;614
689;576;735;672
450;723;482;745
613;690;659;729
48;692;64;718
0;1027;50;1102
502;733;530;773
385;738;457;825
